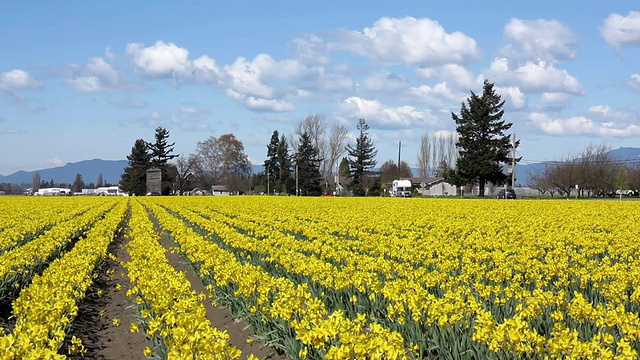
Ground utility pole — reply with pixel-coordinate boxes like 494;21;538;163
335;163;340;196
397;141;401;180
511;132;516;189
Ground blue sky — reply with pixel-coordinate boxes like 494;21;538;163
1;1;639;175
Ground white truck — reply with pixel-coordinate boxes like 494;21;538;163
391;179;412;197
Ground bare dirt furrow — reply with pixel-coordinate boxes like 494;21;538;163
70;227;148;360
154;215;287;360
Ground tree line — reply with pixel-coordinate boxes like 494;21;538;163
28;172;108;194
116;116;380;196
113;79;526;197
527;143;640;197
18;77;636;198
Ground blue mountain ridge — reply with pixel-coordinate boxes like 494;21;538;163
515;147;640;186
2;147;639;186
0;159;129;185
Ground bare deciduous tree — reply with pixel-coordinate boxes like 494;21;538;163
192;134;252;192
295;114;328;176
173;154;197;195
546;153;579;198
446;133;458;169
527;166;554;196
431;134;439;176
326;122;349;177
32;171;41;192
578;143;616;196
416;133;431;178
379;159;412;184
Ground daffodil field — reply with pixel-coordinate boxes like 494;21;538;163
1;196;640;359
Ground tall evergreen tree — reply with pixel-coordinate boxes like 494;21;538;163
338;157;350;177
72;173;85;193
120;139;151;196
96;173;104;187
32;172;41;192
277;134;293;194
264;130;280;195
452;79;513;197
149;127;179;195
346;118;377;196
295;132;323;196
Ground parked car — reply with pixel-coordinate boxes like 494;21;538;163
616;189;639;196
496;188;516;199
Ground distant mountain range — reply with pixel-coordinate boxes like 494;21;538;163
0;159;265;186
0;159;129;185
515;147;640;186
2;147;640;187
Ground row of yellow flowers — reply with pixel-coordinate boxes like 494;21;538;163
0;198;121;300
0;197;95;253
157;198;468;357
144;196;640;359
141;198;409;359
124;199;244;359
2;195;640;359
0;198;128;359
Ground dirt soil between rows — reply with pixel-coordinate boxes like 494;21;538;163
70;209;287;359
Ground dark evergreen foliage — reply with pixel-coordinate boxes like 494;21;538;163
295;132;323;196
346;118;378;196
264;130;280;194
277;135;294;194
149;127;179;195
451;80;513;197
338;157;350;177
71;173;84;193
119;139;151;196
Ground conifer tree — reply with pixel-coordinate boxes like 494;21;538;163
120;139;151;196
149;127;179;195
264;130;280;194
277;134;293;194
346;118;377;196
72;173;84;193
295;132;322;196
451;79;513;197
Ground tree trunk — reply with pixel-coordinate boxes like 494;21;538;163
478;178;486;197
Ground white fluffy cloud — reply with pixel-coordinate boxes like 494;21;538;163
341;96;437;129
360;70;408;92
0;69;41;91
66;57;121;92
46;157;65;167
132;110;213;131
487;58;584;95
410;82;465;108
126;41;223;83
499;18;578;62
224;55;278;99
332;16;481;66
290;34;329;65
600;11;640;49
226;89;295;112
528;112;640;136
415;64;476;89
126;41;191;76
496;86;527;110
540;92;572;103
589;105;629;120
629;74;640;90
